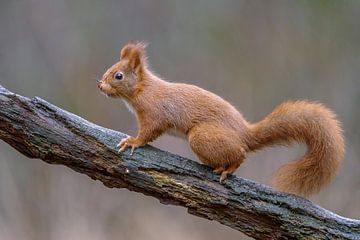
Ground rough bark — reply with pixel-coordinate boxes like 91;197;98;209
0;85;359;240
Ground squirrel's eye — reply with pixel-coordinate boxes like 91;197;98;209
114;72;123;80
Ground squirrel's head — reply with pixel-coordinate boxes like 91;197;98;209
98;41;148;99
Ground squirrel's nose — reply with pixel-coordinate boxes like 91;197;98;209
97;82;102;89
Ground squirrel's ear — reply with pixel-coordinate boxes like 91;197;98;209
120;41;148;73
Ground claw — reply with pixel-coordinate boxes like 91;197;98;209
219;171;228;183
130;146;135;155
116;136;139;155
119;143;129;152
117;136;130;148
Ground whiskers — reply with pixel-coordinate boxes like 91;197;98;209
90;75;101;83
92;75;106;97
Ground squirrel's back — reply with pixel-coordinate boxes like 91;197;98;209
140;80;249;135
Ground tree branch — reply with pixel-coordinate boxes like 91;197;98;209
0;85;359;240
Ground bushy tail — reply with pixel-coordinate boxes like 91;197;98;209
249;100;345;196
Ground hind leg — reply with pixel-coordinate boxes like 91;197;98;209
188;124;246;182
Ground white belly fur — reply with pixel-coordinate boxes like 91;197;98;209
122;99;135;114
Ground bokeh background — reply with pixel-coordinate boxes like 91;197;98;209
0;0;359;239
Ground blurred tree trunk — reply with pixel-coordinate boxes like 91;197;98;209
0;85;359;240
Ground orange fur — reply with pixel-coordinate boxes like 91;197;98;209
98;42;345;196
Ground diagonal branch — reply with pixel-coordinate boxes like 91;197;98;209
0;85;359;240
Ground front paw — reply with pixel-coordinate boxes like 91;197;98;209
116;136;140;155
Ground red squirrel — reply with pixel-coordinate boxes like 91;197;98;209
98;41;345;196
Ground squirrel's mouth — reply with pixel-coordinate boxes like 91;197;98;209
97;81;125;99
98;82;116;98
101;90;121;99
99;90;115;98
98;91;110;98
106;92;116;98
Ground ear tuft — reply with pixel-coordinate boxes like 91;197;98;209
120;41;148;72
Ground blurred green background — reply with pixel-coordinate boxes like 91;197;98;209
0;0;359;239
